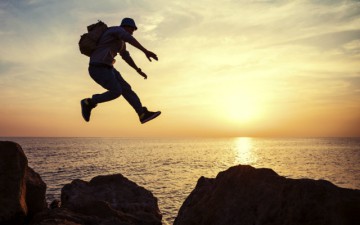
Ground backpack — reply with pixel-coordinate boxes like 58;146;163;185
78;20;108;57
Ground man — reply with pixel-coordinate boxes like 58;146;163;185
81;18;161;124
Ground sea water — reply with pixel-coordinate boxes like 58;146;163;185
1;137;359;224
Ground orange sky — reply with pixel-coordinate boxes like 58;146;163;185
0;0;359;137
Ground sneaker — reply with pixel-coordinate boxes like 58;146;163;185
81;98;97;122
139;107;161;124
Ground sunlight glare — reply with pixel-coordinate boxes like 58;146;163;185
234;137;255;165
223;94;262;125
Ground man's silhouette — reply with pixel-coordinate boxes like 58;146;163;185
81;18;161;124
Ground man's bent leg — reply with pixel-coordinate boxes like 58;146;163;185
88;66;123;104
113;69;144;116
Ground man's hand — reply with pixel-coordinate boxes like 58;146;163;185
145;50;158;62
137;68;148;79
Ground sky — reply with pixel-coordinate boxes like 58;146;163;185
0;0;359;137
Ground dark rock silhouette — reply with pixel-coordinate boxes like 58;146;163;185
31;174;162;225
26;166;47;218
174;165;360;225
60;174;162;225
0;141;47;225
30;207;93;225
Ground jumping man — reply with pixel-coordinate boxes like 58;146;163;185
81;18;161;124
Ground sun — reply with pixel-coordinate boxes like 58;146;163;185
221;94;263;125
229;96;258;122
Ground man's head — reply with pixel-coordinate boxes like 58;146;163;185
120;18;137;35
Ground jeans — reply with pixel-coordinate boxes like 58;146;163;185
88;65;144;116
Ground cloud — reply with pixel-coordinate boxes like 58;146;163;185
278;29;360;51
342;39;360;55
210;0;360;49
0;60;16;75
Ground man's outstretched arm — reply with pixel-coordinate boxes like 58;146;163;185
126;37;158;62
114;27;158;62
120;49;148;79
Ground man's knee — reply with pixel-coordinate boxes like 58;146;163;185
110;89;122;99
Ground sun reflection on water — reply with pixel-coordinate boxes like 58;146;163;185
234;137;256;165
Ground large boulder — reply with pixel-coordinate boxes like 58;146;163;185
0;141;47;225
56;174;163;225
0;141;28;225
174;165;360;225
25;166;48;217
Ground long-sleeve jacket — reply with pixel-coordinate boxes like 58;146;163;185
89;26;136;66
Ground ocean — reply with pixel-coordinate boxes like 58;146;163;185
1;137;359;224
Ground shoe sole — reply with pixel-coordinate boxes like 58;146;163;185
141;111;161;124
80;100;90;122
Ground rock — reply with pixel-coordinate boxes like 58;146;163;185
0;141;48;225
30;207;97;225
50;199;61;209
26;166;47;217
58;174;162;225
174;165;360;225
32;174;163;225
0;141;28;225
